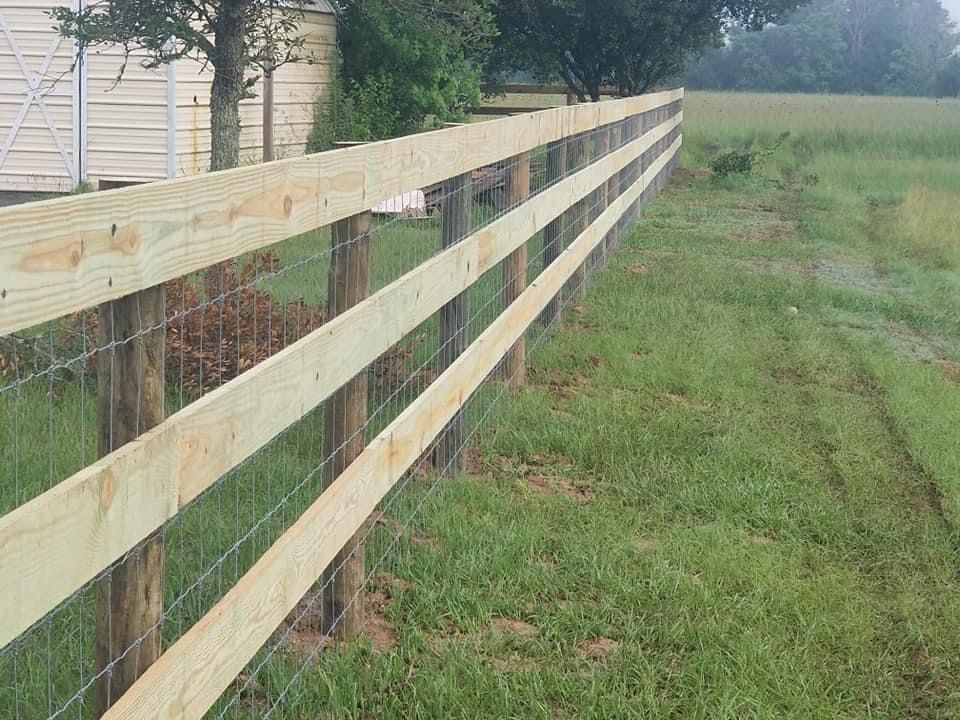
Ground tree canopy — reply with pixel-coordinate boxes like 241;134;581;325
55;0;315;171
487;0;809;100
686;0;960;96
323;0;495;142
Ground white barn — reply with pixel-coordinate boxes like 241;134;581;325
0;1;336;193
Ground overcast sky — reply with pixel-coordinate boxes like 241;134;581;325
944;0;960;24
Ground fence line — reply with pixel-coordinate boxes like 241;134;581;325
0;110;682;652
0;89;683;719
0;91;681;336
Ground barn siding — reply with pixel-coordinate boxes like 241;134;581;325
0;5;336;193
85;46;169;183
175;10;336;175
0;1;77;193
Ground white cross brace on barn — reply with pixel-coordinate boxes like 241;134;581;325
0;7;80;182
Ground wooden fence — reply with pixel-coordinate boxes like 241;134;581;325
0;88;683;718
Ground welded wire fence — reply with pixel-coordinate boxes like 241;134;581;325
0;93;682;720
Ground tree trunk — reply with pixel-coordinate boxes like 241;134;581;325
210;5;246;172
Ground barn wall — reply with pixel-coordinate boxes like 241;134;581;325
175;10;336;176
0;5;335;194
0;2;78;194
85;46;169;184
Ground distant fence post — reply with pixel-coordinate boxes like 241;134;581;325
539;138;567;328
566;128;590;296
595;126;611;266
606;122;622;253
321;202;372;639
503;150;531;391
94;284;165;717
435;170;471;474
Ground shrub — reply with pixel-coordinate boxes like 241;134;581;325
710;131;791;178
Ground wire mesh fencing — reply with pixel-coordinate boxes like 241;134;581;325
0;94;683;720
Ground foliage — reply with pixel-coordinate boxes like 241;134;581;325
687;0;959;97
308;67;401;150
0;253;325;395
54;0;315;171
709;131;790;177
320;0;495;142
487;0;808;101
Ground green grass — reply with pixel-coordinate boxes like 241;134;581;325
3;91;960;718
273;93;960;718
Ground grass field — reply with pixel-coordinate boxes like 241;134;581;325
3;91;960;718
280;92;960;718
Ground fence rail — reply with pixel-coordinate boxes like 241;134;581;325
0;88;683;719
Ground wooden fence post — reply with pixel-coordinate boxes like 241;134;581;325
94;284;165;718
606;123;622;253
595;127;611;266
539;138;567;328
321;207;372;639
566;129;590;296
503;151;530;391
435;171;471;474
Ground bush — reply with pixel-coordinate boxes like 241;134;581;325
709;131;791;178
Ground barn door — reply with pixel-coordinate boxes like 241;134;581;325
0;1;84;189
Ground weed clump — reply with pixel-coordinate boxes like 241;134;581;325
710;131;790;178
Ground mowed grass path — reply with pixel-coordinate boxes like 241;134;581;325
279;94;960;719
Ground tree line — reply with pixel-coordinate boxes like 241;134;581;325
54;0;805;173
686;0;960;97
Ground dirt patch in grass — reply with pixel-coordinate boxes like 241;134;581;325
658;389;711;412
636;537;659;552
812;260;901;296
364;586;399;650
528;366;591;399
904;647;954;718
588;354;608;370
488;655;541;673
628;262;651;275
771;367;806;385
576;638;620;660
234;673;269;712
277;590;331;656
734;220;797;244
367;511;438;549
525;474;595;503
463;446;485;475
671;167;712;188
936;359;960;383
279;573;409;655
490;617;540;639
748;533;777;546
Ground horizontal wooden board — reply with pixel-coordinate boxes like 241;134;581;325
0;113;683;650
100;132;684;720
0;89;683;335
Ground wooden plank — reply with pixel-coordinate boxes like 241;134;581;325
100;133;685;720
482;84;622;97
470;106;550;116
320;210;371;639
502;151;531;391
0;89;683;336
93;284;165;717
0;115;682;650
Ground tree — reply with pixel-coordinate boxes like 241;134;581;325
488;0;809;101
933;54;960;97
327;0;495;141
686;0;959;96
54;0;313;172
